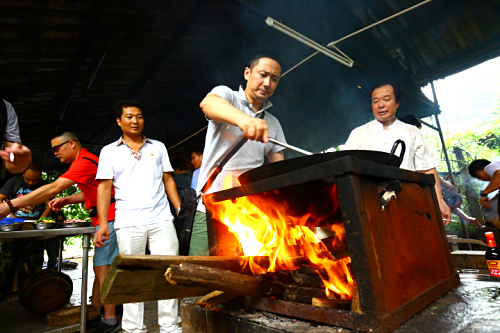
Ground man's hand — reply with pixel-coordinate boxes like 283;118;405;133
49;197;69;211
239;117;269;142
0;203;11;219
93;224;110;248
440;200;451;226
1;142;32;174
200;94;271;142
480;196;491;208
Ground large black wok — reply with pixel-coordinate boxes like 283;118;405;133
238;140;405;185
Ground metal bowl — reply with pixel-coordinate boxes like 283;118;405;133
61;222;92;228
0;223;24;232
34;222;57;230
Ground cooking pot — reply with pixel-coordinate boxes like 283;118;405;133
239;140;405;185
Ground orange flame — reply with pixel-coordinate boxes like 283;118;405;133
206;175;353;299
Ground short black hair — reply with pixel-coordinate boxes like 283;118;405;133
171;158;187;171
191;150;203;156
248;51;282;70
399;114;422;129
24;163;42;174
468;159;491;178
52;131;81;146
115;100;143;119
370;81;401;104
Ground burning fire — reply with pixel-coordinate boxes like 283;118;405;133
206;175;353;299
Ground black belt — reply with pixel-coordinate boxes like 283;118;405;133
89;198;115;218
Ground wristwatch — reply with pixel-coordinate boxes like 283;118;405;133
480;191;488;197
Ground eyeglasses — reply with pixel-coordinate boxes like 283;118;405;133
51;140;70;153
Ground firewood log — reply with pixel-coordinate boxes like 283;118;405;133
165;263;263;297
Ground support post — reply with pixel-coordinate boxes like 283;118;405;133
430;81;454;183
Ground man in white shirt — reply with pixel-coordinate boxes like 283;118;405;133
344;82;451;224
94;100;181;333
468;159;500;228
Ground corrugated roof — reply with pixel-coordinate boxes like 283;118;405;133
0;0;498;171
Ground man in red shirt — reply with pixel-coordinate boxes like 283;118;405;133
0;131;120;333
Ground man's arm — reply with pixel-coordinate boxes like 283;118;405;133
49;191;85;210
268;151;284;163
1;142;32;174
0;177;75;219
200;94;270;142
421;168;451;225
94;179;113;247
478;169;500;208
163;172;180;213
482;170;500;195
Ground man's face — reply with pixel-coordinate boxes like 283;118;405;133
371;85;400;126
475;170;490;181
191;152;203;170
51;137;74;163
116;106;144;136
23;169;41;187
244;57;281;104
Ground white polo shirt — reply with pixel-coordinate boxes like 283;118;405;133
96;137;174;229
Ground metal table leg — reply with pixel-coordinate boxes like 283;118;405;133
57;237;63;272
80;233;91;333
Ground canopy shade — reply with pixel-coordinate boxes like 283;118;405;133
0;0;498;170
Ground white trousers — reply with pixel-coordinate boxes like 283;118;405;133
116;221;181;333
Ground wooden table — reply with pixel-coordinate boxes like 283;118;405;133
0;226;94;333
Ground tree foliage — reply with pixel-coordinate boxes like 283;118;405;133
444;110;500;164
420;105;499;235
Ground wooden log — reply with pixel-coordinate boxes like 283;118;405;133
101;255;256;305
284;284;325;298
312;297;351;310
101;254;307;304
292;272;323;288
191;291;239;308
191;290;224;308
47;305;99;327
166;263;263;297
111;255;256;273
284;294;314;304
297;265;327;277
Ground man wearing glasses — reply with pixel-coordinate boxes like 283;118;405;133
0;131;121;333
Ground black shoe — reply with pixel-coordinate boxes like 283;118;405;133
86;314;102;329
95;321;121;333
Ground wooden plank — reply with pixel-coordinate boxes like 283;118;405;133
101;255;263;304
451;250;488;269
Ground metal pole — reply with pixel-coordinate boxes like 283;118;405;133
328;0;434;46
430;81;454;184
279;0;434;77
80;233;91;333
57;237;63;272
